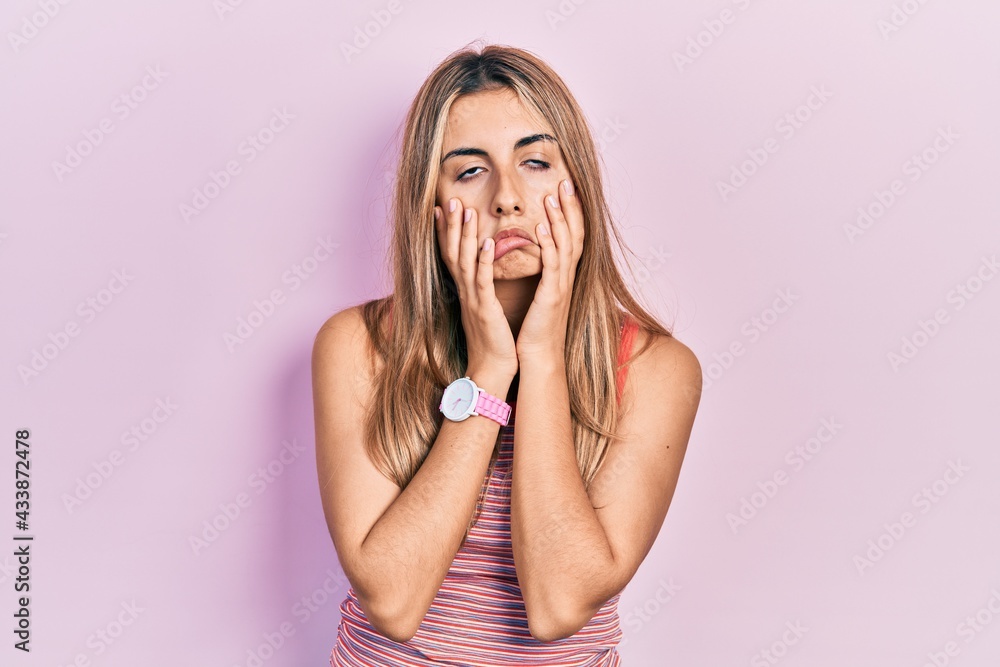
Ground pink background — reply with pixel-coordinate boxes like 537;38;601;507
3;1;999;665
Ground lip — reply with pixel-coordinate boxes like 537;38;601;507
492;228;535;260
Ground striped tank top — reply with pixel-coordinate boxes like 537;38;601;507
330;314;640;666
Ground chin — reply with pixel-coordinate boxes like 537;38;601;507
493;260;542;281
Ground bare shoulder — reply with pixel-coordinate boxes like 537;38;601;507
633;329;702;385
316;304;364;335
313;304;367;361
312;305;383;394
627;328;702;416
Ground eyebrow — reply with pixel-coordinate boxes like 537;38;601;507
440;133;558;165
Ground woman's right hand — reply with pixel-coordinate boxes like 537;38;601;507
435;198;518;380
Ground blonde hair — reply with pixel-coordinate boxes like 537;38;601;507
359;42;672;544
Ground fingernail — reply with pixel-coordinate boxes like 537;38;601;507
562;179;574;196
449;199;457;213
464;208;473;222
434;208;441;220
483;238;493;251
548;194;559;209
540;223;549;236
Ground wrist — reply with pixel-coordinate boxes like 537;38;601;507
465;368;515;404
514;349;565;373
516;337;564;355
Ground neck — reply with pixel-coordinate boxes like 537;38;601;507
493;273;541;342
493;273;540;405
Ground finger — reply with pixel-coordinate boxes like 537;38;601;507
445;197;464;294
477;235;495;297
545;192;571;262
458;204;479;301
435;204;451;270
434;205;446;258
435;205;460;305
535;220;559;300
544;193;572;293
443;197;463;286
558;178;585;261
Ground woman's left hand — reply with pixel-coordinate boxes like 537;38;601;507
516;178;585;362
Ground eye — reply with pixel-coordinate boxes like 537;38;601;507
524;159;550;172
456;166;484;182
455;160;551;182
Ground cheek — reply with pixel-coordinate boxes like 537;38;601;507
435;173;459;204
522;172;567;207
435;181;449;206
531;165;570;191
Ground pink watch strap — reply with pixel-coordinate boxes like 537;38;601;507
474;389;511;426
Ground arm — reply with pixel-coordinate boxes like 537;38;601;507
510;332;702;642
312;306;514;642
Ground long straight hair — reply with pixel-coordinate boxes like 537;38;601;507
359;43;672;544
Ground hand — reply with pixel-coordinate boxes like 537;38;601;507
435;197;519;379
516;179;585;361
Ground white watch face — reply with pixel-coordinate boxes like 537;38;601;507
441;378;476;420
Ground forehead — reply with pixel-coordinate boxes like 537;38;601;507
442;89;552;147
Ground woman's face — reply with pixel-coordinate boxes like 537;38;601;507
435;88;572;281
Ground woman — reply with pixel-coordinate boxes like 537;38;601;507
313;43;702;666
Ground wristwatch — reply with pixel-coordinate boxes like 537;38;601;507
439;376;511;426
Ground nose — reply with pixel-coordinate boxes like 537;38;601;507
489;166;523;217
